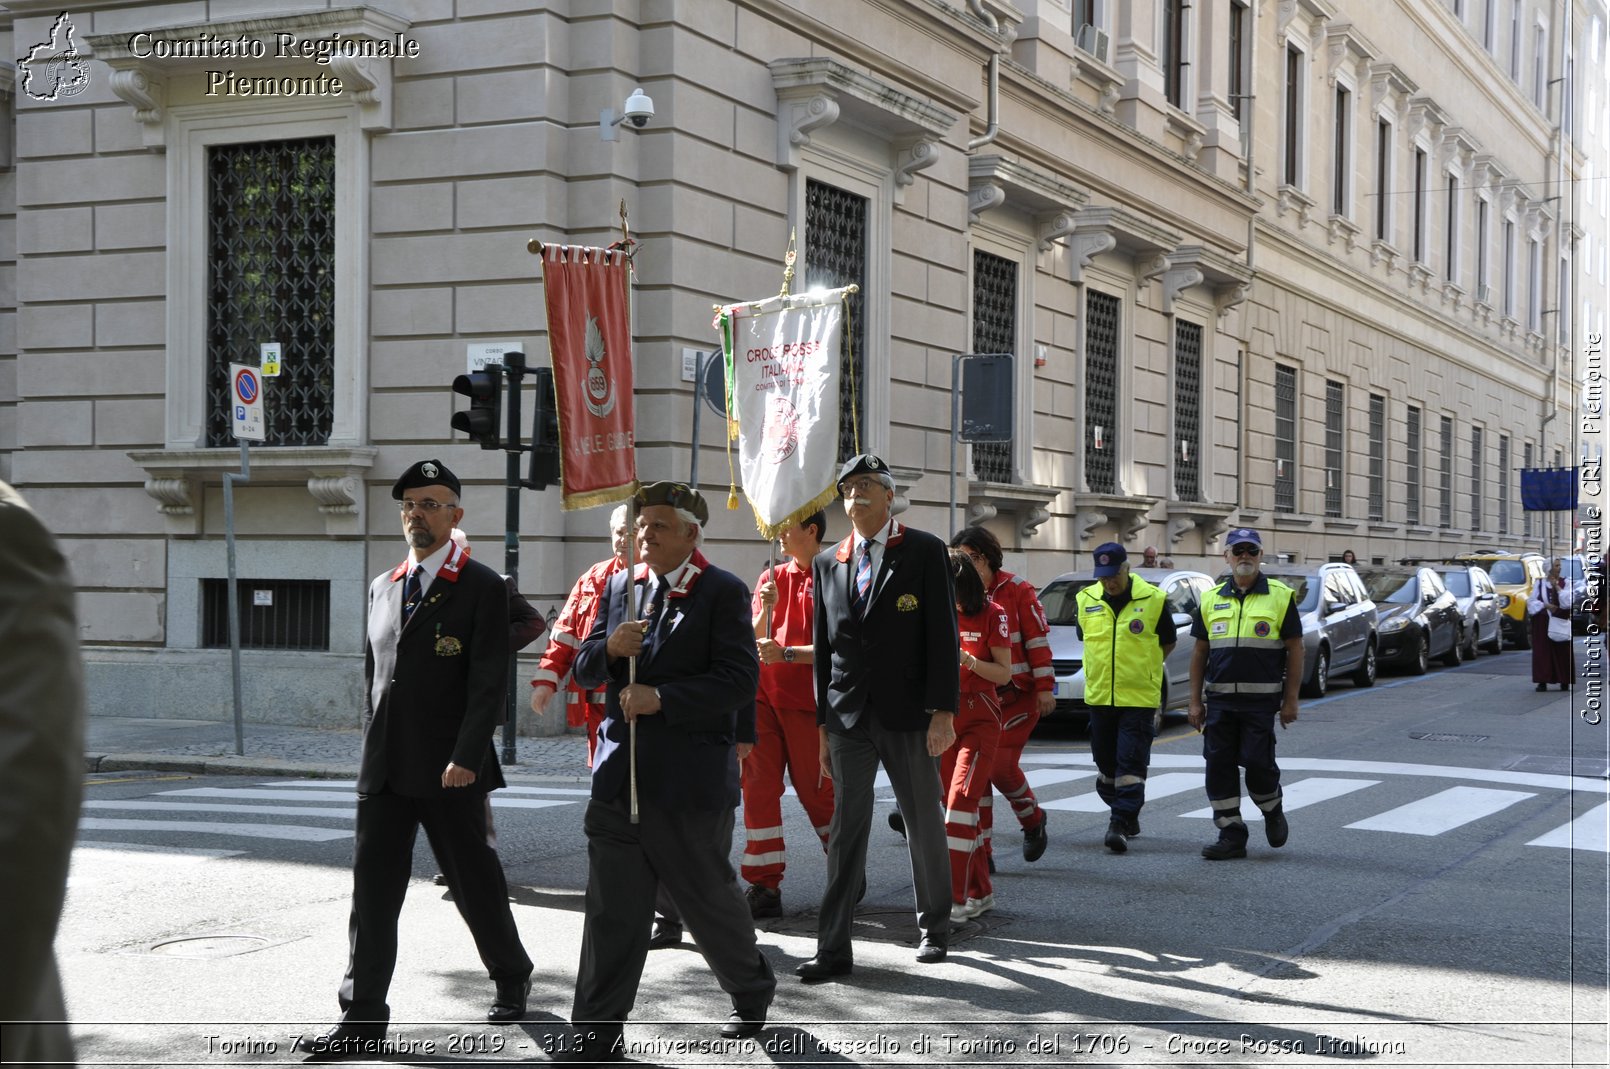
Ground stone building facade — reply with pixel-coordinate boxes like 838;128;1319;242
0;0;1601;727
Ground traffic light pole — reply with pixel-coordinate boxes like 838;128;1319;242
500;351;526;767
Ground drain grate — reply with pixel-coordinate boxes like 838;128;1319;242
147;934;275;959
1410;732;1491;743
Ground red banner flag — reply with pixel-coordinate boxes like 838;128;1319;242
542;245;638;510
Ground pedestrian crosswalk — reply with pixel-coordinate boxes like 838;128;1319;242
77;758;1610;858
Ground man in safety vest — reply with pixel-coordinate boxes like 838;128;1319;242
1074;542;1176;853
1186;527;1302;860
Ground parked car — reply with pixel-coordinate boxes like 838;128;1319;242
1038;567;1216;733
1356;565;1464;673
1428;561;1504;658
1559;554;1594;633
1453;552;1547;648
1251;563;1379;697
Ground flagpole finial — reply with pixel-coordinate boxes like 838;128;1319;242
779;229;797;298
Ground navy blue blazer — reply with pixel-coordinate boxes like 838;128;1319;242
573;550;760;811
813;520;959;733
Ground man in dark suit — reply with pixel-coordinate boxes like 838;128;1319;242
296;459;533;1060
797;454;959;982
558;481;775;1063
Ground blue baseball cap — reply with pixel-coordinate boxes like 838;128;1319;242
1225;527;1262;550
1092;542;1127;577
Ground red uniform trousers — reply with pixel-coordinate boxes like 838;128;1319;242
942;691;1001;904
739;698;835;889
579;701;606;768
979;688;1044;862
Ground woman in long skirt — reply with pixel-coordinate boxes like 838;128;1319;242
1530;558;1574;691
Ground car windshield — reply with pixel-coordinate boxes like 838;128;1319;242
1442;571;1471;597
1039;578;1098;625
1486;560;1527;584
1360;570;1418;605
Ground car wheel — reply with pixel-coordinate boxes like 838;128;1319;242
1351;640;1377;688
1442;628;1464;666
1300;647;1329;698
1484;626;1503;656
1410;631;1430;675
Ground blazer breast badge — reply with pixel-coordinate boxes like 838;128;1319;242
896;593;919;612
434;635;464;657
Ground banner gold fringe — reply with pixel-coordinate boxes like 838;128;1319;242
753;483;839;541
563;481;639;513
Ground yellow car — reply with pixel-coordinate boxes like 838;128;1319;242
1452;552;1547;649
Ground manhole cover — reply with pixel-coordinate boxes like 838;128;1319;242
147;934;273;959
1410;732;1491;743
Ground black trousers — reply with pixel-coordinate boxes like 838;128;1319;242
572;795;775;1029
1201;703;1282;844
338;788;532;1023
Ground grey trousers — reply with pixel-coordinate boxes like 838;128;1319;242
572;796;776;1027
817;716;951;958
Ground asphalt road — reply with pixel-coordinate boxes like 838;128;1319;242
56;642;1609;1067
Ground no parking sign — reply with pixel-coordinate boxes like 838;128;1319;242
230;363;265;441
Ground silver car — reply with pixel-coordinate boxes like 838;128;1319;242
1428;562;1504;658
1037;567;1216;733
1250;563;1380;697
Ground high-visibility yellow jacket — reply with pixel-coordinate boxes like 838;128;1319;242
1074;576;1168;708
1199;576;1297;700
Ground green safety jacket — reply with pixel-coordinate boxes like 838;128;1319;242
1199;577;1297;699
1074;576;1168;708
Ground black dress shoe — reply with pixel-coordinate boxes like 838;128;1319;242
1122;814;1141;837
1022;813;1049;862
648;918;684;949
292;1024;386;1060
888;809;907;839
915;935;947;964
487;978;531;1023
1103;818;1128;854
720;1000;770;1039
795;954;852;982
1264;807;1289;849
1201;838;1248;860
1537;682;1549;692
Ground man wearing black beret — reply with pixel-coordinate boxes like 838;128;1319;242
798;454;959;980
296;459;533;1059
559;481;774;1062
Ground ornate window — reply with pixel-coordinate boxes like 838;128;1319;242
1173;320;1203;502
1084;291;1121;495
971;250;1017;483
1440;415;1454;529
1407;405;1423;525
805;179;868;465
1471;426;1485;529
1325;380;1345;518
1498;434;1511;535
206;138;335;447
1368;394;1385;522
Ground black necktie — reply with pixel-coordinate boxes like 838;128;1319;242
642;576;671;656
402;566;423;624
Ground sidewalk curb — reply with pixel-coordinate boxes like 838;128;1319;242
84;752;592;788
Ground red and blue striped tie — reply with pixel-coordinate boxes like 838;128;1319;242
852;540;873;618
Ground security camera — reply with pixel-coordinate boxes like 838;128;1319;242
622;88;654;127
601;87;655;141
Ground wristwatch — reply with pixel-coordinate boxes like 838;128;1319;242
782;646;796;663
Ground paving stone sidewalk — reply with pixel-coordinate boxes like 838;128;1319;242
84;716;590;784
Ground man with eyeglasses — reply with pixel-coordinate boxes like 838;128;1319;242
296;459;533;1059
1186;527;1302;861
797;454;958;981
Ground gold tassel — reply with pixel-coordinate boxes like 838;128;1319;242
727;486;740;510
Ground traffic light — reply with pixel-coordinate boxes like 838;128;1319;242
527;367;562;490
452;370;502;449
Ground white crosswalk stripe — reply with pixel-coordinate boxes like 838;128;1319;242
1343;785;1536;836
1526;803;1610;852
1180;777;1382;822
1042;772;1200;812
76;818;352;842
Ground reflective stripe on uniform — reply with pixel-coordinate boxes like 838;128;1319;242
743;849;786;866
946;835;976;853
553;631;579;649
745;824;785;840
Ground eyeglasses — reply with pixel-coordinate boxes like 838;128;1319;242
1230;544;1261;557
398;499;455;514
961;550;986;564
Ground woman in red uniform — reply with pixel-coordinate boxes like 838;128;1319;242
944;550;1013;922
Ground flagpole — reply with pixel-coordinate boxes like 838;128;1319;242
626;493;642;824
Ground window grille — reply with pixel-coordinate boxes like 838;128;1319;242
805;179;868;465
1439;415;1454;529
971;250;1016;483
1471;426;1484;529
1174;320;1203;501
1407;405;1422;525
1084;291;1120;494
1523;441;1534;537
1275;364;1296;513
1368;394;1385;521
1325;380;1344;517
202;578;331;651
205;137;336;447
1498;434;1510;534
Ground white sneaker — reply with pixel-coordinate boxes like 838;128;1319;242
965;893;995;917
950;900;980;923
